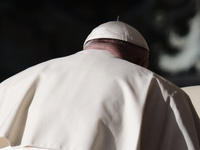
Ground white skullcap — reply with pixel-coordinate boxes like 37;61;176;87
84;21;149;51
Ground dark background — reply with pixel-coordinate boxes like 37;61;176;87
0;0;200;87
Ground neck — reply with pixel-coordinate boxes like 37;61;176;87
84;44;122;58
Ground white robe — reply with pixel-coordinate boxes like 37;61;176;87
0;50;200;150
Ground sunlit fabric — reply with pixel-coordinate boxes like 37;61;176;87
0;50;200;150
0;146;53;150
182;86;200;117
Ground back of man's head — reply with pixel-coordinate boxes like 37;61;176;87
83;21;149;68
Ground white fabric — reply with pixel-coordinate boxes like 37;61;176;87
84;21;149;51
0;146;53;150
0;50;199;150
182;86;200;117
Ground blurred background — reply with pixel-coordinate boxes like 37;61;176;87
0;0;200;87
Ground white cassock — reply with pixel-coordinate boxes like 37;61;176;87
0;50;200;150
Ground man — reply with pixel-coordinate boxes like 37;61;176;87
0;21;200;150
